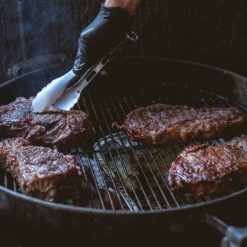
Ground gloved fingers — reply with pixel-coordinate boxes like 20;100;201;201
73;4;133;75
73;43;91;75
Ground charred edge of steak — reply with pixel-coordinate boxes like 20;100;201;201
113;104;247;145
0;97;93;147
168;136;247;197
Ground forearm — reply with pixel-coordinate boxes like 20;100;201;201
104;0;141;15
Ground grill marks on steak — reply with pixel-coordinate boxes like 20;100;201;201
113;104;246;145
0;138;88;203
0;97;92;147
168;136;247;197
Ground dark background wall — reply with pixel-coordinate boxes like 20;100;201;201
0;0;247;83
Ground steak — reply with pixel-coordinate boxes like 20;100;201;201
113;104;246;145
0;97;92;147
0;138;122;208
168;136;247;197
0;138;88;203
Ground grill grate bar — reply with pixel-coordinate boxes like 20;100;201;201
110;96;166;208
134;147;165;208
126;96;175;208
78;97;117;209
154;147;181;206
85;94;139;211
4;172;7;188
13;180;17;192
132;85;186;206
78;150;106;209
108;96;162;209
109;96;158;209
94;97;145;208
117;97;170;209
92;148;128;210
129;89;185;207
102;98;157;210
82;96;132;210
75;103;108;209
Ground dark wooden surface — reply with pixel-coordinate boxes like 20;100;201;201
1;0;247;83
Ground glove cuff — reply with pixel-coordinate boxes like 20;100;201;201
100;3;133;31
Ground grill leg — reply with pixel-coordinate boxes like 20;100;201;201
204;214;247;247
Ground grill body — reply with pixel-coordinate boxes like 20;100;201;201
0;57;247;234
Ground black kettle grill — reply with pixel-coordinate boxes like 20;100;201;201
0;57;247;246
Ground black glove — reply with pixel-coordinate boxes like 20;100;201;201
73;4;133;75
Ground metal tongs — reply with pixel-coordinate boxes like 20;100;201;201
32;31;138;112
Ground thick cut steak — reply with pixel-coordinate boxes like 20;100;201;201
168;136;247;196
113;104;246;144
0;97;92;147
0;138;87;203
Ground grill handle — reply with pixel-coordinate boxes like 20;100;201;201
204;214;247;247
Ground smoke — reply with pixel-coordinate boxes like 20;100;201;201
0;0;101;82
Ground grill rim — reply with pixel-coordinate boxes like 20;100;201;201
1;57;247;216
0;184;246;215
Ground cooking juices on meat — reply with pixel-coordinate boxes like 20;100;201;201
113;104;246;145
0;97;92;147
168;135;247;197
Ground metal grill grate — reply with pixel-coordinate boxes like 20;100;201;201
1;82;247;211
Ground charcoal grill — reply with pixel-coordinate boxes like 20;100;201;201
0;57;247;245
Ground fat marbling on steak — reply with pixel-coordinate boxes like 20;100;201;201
113;104;246;145
168;135;247;197
0;138;88;203
0;97;92;147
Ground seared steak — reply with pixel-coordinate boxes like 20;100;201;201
0;138;88;203
168;136;247;196
113;104;246;145
0;97;92;147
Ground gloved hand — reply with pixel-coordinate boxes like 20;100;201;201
73;4;133;75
